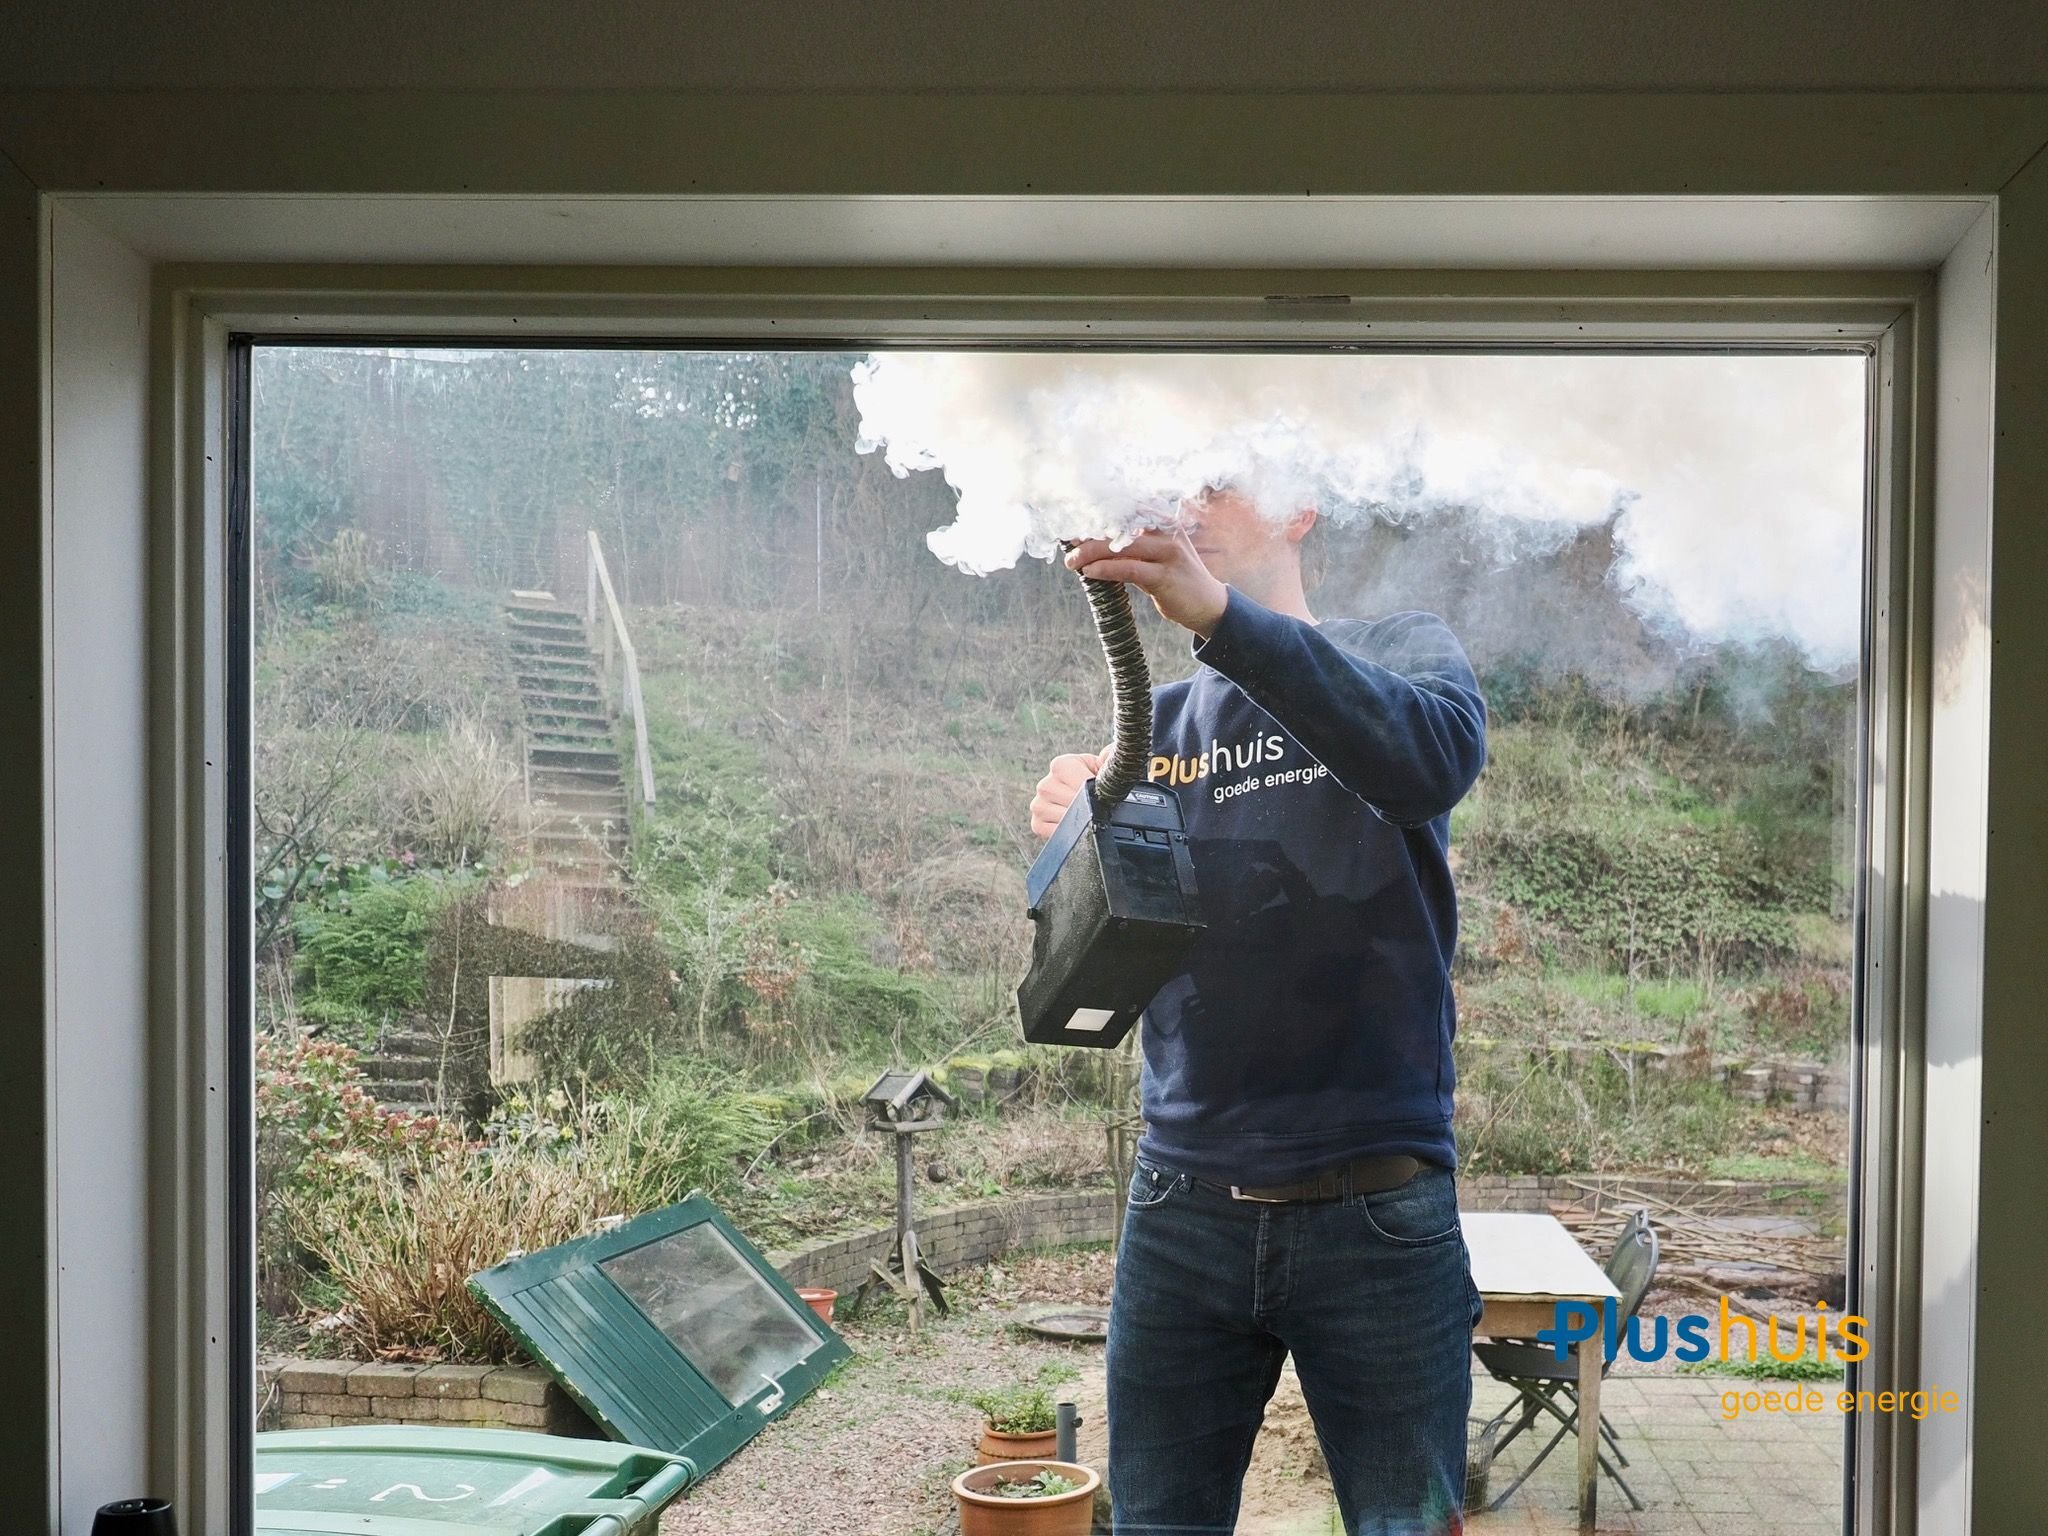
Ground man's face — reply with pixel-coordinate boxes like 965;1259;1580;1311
1178;487;1312;587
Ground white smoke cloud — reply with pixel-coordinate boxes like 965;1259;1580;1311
851;351;1865;665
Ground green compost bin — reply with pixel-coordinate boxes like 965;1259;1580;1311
255;1426;693;1536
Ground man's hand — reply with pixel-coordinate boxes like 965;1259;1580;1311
1031;752;1103;839
1065;527;1230;639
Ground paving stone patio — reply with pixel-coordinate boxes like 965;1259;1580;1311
1465;1371;1844;1536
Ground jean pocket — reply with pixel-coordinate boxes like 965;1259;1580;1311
1352;1167;1460;1247
1126;1160;1178;1209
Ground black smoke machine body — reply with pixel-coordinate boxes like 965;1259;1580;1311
1018;559;1204;1048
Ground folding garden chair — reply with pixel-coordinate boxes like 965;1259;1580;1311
1472;1208;1659;1513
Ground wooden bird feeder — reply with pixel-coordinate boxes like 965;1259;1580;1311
846;1069;956;1332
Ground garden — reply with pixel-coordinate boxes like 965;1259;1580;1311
250;347;1854;1530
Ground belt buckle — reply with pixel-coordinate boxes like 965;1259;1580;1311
1228;1185;1288;1203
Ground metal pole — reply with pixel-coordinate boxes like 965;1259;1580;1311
1055;1400;1079;1464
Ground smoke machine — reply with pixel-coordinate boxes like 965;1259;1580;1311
1017;558;1205;1049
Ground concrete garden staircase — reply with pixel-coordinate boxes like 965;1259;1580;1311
360;1025;448;1114
505;596;632;885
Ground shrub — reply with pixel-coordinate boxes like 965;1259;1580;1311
395;716;519;867
309;528;378;607
1454;1044;1744;1176
285;1148;615;1362
294;872;468;1028
1481;821;1819;974
594;1065;781;1211
256;1032;463;1208
281;1070;778;1361
256;1031;460;1311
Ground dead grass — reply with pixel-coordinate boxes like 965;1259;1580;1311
977;1112;1111;1191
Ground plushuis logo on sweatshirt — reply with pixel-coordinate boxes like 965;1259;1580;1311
1148;732;1288;787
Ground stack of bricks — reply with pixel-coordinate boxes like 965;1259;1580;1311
261;1358;594;1437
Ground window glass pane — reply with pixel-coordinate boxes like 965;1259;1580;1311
600;1224;817;1405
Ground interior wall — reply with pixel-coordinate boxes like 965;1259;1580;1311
5;10;2047;1531
46;206;153;1528
7;0;2047;91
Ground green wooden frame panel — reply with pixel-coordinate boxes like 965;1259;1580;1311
469;1196;849;1477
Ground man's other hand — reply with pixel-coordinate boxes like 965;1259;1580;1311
1031;752;1104;839
1065;528;1230;638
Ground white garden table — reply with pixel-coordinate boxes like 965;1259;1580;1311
1462;1211;1624;1534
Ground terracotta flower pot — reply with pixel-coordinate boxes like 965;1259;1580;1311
796;1286;837;1324
953;1460;1100;1536
976;1424;1059;1465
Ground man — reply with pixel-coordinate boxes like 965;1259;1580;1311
1031;487;1487;1536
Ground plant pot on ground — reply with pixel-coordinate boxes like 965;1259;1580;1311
953;1461;1101;1536
970;1385;1059;1465
796;1286;837;1324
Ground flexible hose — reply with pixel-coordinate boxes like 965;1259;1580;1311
1076;565;1153;808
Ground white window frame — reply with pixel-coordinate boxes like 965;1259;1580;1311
28;177;2015;1531
131;258;1948;1536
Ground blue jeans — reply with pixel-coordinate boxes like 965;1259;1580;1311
1107;1159;1483;1535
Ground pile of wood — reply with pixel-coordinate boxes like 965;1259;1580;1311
1551;1178;1845;1308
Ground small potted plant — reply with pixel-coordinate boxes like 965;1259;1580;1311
970;1385;1059;1464
952;1460;1100;1536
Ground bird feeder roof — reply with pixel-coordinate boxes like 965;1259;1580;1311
860;1069;955;1119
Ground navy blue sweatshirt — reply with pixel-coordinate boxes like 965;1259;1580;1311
1133;591;1487;1184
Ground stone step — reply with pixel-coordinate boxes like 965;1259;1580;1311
523;689;605;710
530;744;620;770
535;831;628;855
517;675;601;696
535;809;628;829
362;1052;437;1082
529;720;611;740
379;1029;442;1056
504;594;573;616
531;769;623;793
515;660;601;681
506;608;584;630
510;637;591;660
534;787;628;810
527;704;609;726
535;846;626;868
370;1081;437;1108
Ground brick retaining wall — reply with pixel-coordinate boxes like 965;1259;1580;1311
767;1189;1121;1295
260;1358;597;1436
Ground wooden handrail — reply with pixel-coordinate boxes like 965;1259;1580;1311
585;530;658;808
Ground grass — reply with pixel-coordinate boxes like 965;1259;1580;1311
1555;969;1708;1022
1705;1152;1844;1184
1679;1354;1845;1383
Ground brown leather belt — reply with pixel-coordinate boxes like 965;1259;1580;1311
1214;1153;1424;1204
